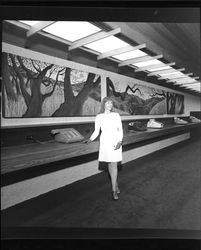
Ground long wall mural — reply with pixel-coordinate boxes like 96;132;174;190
2;52;101;117
2;44;184;119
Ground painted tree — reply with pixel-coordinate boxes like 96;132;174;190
106;77;142;100
52;67;101;116
167;92;184;114
8;54;64;117
2;53;18;117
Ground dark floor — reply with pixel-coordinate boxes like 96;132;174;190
1;137;201;231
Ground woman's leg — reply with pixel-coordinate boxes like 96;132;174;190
108;162;118;192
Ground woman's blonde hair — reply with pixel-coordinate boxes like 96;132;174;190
99;97;114;114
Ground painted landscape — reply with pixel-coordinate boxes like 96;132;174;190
2;51;184;118
107;77;168;115
2;53;101;117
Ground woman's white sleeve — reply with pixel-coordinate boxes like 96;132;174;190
90;115;101;141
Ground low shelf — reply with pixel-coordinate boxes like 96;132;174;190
2;122;200;176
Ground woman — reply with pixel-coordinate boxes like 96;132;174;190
86;97;123;200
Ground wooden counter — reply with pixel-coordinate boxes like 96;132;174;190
2;122;200;175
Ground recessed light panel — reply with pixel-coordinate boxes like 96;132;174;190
19;21;40;26
112;49;147;61
133;59;162;67
84;36;128;53
147;65;172;72
159;71;184;77
43;21;101;42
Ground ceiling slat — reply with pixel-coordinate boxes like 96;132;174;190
69;27;121;51
118;54;163;67
27;21;56;38
97;43;146;60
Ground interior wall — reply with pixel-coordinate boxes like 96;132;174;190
185;94;201;115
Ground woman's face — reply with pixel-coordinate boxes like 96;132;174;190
104;100;113;111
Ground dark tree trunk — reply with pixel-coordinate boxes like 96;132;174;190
2;53;18;102
52;69;100;117
23;79;43;117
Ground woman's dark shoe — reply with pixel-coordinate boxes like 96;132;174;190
112;191;119;200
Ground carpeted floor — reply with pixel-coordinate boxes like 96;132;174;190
2;137;201;230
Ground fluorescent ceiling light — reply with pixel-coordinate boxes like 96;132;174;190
134;59;162;67
183;83;200;87
166;73;193;80
85;36;128;53
147;65;172;72
19;20;40;26
43;21;101;42
112;49;147;61
186;87;200;90
176;79;198;84
159;71;184;77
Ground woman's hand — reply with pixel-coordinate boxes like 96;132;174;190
83;138;92;144
114;141;122;150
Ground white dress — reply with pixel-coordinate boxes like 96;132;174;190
90;112;123;162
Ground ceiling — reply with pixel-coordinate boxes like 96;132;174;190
104;22;200;78
3;20;201;94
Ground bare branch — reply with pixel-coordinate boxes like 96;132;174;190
37;64;54;82
42;78;53;87
107;77;141;101
10;54;31;105
42;67;64;100
17;55;34;79
150;90;166;98
31;59;41;73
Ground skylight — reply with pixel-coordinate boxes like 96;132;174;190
19;20;40;26
175;78;198;84
43;21;101;42
112;49;147;61
84;36;128;54
133;59;162;67
159;71;184;77
147;65;172;72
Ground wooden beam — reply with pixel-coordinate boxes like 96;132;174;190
27;21;55;37
118;54;163;67
97;43;146;60
148;68;185;77
69;27;121;51
135;62;175;72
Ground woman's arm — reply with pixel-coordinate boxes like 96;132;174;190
114;114;123;150
117;113;123;141
89;115;101;141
